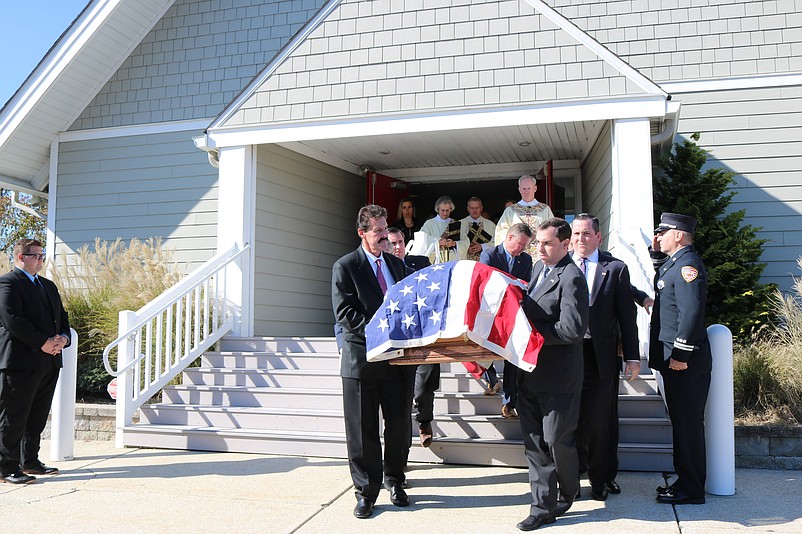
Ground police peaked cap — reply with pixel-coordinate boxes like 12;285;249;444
655;212;697;234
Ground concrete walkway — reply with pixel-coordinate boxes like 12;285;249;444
1;440;800;533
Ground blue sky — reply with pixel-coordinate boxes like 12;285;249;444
0;1;88;107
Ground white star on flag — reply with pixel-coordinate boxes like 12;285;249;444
414;295;427;309
400;285;414;296
377;318;389;332
427;281;440;292
429;310;442;324
401;314;416;328
387;300;400;313
415;272;428;282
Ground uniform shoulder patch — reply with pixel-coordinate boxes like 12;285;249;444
681;266;699;282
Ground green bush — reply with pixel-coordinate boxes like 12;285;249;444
734;258;802;425
48;238;183;398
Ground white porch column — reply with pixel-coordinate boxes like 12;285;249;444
217;145;255;337
611;118;656;356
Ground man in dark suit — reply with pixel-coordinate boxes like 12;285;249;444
479;222;533;418
0;239;70;485
387;227;438;447
650;213;711;505
332;206;411;519
570;214;639;501
516;218;589;531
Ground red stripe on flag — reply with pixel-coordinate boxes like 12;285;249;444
486;284;524;349
461;361;487;380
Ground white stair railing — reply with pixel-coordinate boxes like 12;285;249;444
103;243;250;447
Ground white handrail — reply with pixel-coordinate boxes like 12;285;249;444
102;243;250;446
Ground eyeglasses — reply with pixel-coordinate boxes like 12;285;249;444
22;253;46;260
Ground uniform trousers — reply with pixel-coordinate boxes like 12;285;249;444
662;369;711;499
0;363;60;475
517;387;581;518
342;365;409;502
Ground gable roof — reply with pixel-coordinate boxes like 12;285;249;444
0;0;174;193
210;0;666;134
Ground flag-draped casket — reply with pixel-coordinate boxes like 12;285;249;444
366;261;543;372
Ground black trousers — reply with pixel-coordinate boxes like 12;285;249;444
662;369;711;499
0;363;60;475
517;387;580;518
342;366;410;502
576;340;616;487
412;363;440;424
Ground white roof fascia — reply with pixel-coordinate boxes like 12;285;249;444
206;95;669;149
207;0;342;131
523;0;666;97
660;73;802;94
0;176;46;197
58;118;213;143
0;0;123;149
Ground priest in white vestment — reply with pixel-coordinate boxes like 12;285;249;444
459;196;496;261
418;196;467;264
495;175;554;257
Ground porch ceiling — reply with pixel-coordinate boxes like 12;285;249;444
285;120;604;182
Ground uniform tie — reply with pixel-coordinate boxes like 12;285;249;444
375;258;388;294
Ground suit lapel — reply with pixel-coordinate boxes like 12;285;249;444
589;258;608;307
530;262;559;299
356;249;384;300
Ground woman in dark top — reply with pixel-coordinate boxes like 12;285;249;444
392;197;421;244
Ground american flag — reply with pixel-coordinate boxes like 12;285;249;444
366;260;543;372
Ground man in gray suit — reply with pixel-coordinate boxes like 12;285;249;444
515;218;589;531
332;205;411;519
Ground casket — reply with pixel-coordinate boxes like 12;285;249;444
389;334;504;365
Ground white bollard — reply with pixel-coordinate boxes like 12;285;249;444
50;328;78;462
705;323;735;495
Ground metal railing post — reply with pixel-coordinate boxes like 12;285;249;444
705;323;735;495
115;310;136;448
50;327;78;461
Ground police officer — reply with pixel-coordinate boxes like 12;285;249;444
649;213;711;505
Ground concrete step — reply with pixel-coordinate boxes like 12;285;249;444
432;392;508;416
182;368;342;389
219;337;339;353
618;442;674;472
140;404;345;433
122;424;349;458
620;377;660;395
619;417;673;444
201;351;340;371
617;395;668;418
163;385;342;407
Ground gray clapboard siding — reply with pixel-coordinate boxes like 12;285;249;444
253;144;363;336
674;85;802;290
55;130;218;269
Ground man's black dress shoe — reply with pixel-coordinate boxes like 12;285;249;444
516;515;556;531
1;472;36;485
385;482;410;507
419;423;433;448
23;462;58;475
590;484;608;501
655;489;705;505
353;497;374;519
605;480;621;494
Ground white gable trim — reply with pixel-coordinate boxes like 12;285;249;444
522;0;665;97
659;73;802;94
206;96;668;149
58;118;213;143
209;0;342;131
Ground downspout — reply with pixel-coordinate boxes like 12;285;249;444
9;190;47;220
650;117;676;146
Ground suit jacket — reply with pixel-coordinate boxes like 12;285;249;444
332;247;408;380
479;244;533;282
571;250;639;380
521;254;589;393
404;254;430;273
0;269;71;371
648;245;711;375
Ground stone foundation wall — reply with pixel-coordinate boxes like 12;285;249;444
735;426;802;470
43;404;138;442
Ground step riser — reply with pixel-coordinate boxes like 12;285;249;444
617;399;668;418
183;369;341;389
433;419;522;440
202;354;340;371
163;388;342;408
619;423;673;444
219;337;339;353
140;406;347;432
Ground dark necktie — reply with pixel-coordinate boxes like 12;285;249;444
34;276;48;301
579;257;587;275
536;266;551;288
375;258;388;294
